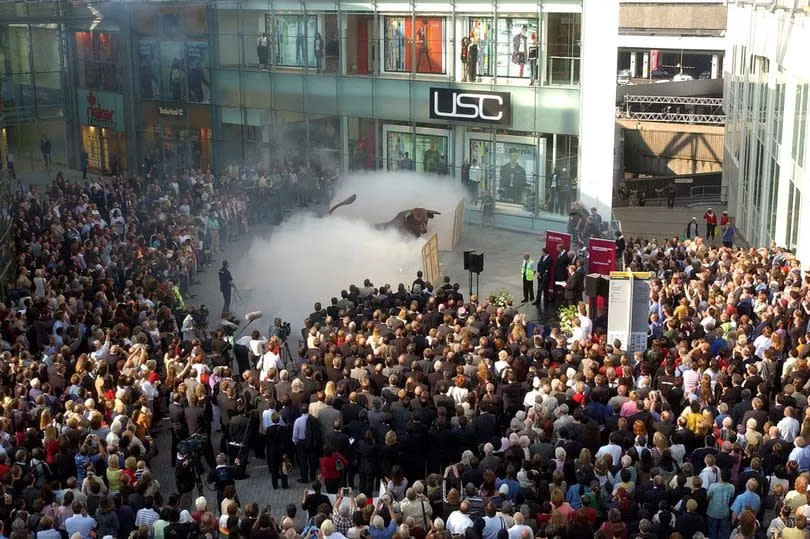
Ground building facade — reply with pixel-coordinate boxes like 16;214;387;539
1;0;618;229
617;0;726;82
723;0;809;262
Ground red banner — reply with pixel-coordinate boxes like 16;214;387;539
545;230;571;292
650;49;659;71
588;237;617;276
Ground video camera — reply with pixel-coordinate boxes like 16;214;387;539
278;321;291;341
191;305;209;328
178;433;207;459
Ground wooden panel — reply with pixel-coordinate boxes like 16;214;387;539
422;233;440;287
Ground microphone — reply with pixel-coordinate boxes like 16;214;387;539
220;319;239;330
244;311;263;322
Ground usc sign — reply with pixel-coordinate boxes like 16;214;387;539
429;87;510;125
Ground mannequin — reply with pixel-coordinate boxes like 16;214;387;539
528;32;538;84
511;25;528;77
295;16;306;65
467;35;478;82
314;32;324;72
415;20;433;72
460;33;471;82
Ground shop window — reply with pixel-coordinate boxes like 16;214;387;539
467;133;541;212
268;14;321;69
495;17;539;81
347;117;376;170
185;42;211;103
546;12;581;85
160;41;186;101
138;40;160;99
346;15;373;75
383;125;449;173
382;16;446;75
458;17;495;82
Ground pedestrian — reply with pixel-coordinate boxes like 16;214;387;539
520;252;536;303
7;151;16;180
40;135;52;167
722;218;736;248
704;207;718;240
535;247;552;305
80;148;89;179
685;217;699;239
665;183;676;208
219;260;233;317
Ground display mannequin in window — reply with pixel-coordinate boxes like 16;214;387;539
499;149;526;203
415;21;433;72
460;33;470;81
296;17;307;65
169;59;184;100
467;34;478;82
275;18;286;64
257;33;269;68
511;25;527;77
423;139;441;174
314;32;324;72
528;32;539;85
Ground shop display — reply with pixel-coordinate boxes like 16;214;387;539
415;134;448;174
271;15;320;68
185;42;210;103
469;18;494;78
496;18;538;78
495;141;537;206
386;131;413;171
383;16;444;74
138;40;159;99
160;41;185;100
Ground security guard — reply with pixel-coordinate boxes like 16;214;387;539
521;252;536;303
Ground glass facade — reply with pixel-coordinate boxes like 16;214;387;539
0;22;67;174
211;1;583;218
1;0;587;222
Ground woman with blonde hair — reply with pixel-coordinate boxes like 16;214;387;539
106;453;122;494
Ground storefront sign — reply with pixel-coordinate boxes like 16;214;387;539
429;87;510;125
77;89;123;131
158;105;186;118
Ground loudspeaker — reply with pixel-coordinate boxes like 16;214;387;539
469;252;484;274
463;250;475;271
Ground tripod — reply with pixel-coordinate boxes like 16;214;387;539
279;338;296;374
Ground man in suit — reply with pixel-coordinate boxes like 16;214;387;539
564;260;586;305
552;244;570;302
535;248;553;305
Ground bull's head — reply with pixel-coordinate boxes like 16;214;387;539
403;208;440;236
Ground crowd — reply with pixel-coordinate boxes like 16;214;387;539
2;163;810;539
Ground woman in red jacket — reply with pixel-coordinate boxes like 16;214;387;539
319;444;349;494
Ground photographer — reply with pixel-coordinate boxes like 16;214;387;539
208;452;239;511
174;451;198;511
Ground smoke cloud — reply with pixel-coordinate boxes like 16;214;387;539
235;171;467;330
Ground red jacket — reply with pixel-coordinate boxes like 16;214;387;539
704;212;717;225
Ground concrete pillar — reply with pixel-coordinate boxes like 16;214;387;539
711;53;720;79
579;0;618;217
642;51;649;78
630;51;637;78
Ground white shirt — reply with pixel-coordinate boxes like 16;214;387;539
777;416;800;443
446;511;474;535
469;165;482;183
508;525;533;539
579;315;593;340
596;443;622;465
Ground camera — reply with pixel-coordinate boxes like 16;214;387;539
178;433;206;458
278;321;291;341
191;305;209;328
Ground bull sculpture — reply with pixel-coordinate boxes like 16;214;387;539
328;194;440;238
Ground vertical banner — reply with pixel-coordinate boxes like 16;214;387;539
588;237;617;276
544;230;570;292
650;49;659;71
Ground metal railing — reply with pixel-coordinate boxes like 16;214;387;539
616;110;726;125
689;184;728;201
547;56;580;86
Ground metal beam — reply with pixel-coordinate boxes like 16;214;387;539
623;95;724;106
617;110;726;125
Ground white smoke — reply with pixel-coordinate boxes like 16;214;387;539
235;171;467;331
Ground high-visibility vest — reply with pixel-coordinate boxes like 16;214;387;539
172;285;185;310
522;259;536;280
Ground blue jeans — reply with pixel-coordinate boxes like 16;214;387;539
707;516;730;539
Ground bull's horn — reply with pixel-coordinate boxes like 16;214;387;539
425;210;441;218
328;194;357;215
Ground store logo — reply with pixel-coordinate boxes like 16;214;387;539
158;105;185;118
429;88;510;125
86;91;116;129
